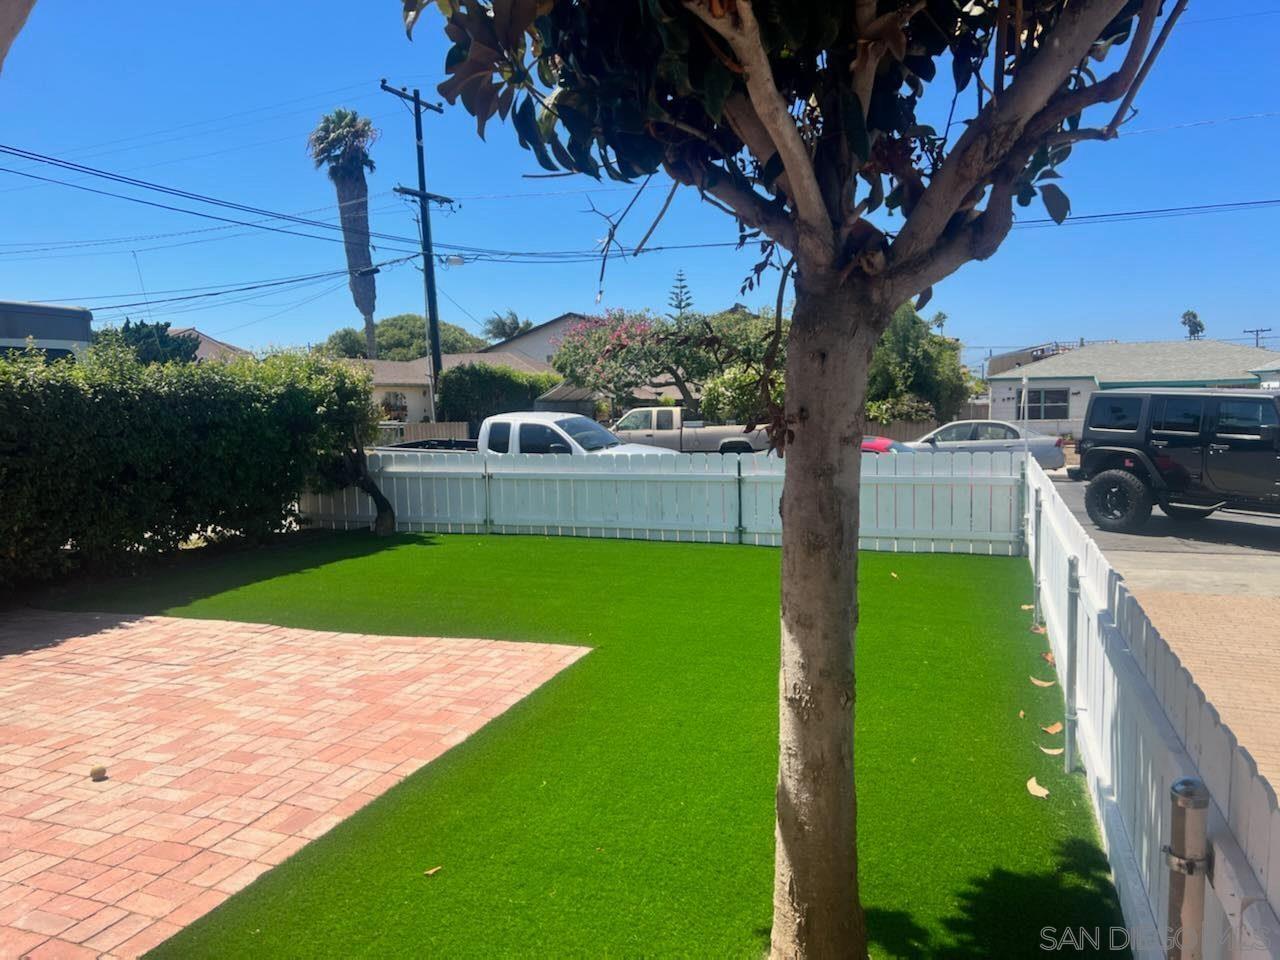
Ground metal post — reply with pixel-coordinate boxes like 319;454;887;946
1064;554;1080;774
1164;778;1211;960
1032;488;1044;625
1015;458;1028;556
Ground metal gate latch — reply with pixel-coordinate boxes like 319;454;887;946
1163;845;1211;876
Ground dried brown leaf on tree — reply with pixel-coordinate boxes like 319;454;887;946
1030;676;1055;688
1027;776;1050;799
1039;745;1064;756
1042;721;1063;735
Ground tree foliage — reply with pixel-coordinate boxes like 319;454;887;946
1181;309;1204;340
0;343;382;587
552;307;777;412
93;319;200;365
323;315;486;360
436;362;561;426
667;270;694;318
867;304;970;423
701;363;782;423
483;309;535;342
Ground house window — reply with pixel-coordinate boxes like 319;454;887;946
1015;388;1070;420
380;390;408;421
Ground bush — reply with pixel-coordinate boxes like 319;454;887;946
0;343;378;588
437;363;561;427
866;394;937;424
700;364;783;423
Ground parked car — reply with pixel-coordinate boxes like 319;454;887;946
863;436;910;453
1070;388;1280;532
611;406;769;454
906;419;1066;469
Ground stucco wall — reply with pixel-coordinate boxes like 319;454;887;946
374;385;432;423
989;377;1095;437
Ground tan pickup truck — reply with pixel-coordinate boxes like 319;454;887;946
611;406;769;454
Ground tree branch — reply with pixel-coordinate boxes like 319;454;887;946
684;0;834;266
665;158;798;251
723;93;792;197
890;0;1131;264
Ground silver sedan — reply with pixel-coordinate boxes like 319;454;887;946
906;419;1066;469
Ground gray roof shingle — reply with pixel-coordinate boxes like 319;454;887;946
987;339;1280;385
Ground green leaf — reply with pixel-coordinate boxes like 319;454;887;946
700;61;734;123
1039;183;1071;224
838;89;870;166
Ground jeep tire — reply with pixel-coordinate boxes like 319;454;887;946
1085;469;1153;532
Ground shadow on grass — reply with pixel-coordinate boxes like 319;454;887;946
862;839;1128;958
30;529;419;617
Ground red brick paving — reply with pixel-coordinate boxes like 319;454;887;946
0;611;586;958
1132;590;1280;790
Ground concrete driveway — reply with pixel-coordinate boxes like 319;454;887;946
0;611;586;958
1054;477;1280;787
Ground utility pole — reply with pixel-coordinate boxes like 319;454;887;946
1244;327;1272;348
380;79;447;420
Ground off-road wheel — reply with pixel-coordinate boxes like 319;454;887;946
1085;469;1153;532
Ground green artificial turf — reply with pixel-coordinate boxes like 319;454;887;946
44;533;1125;958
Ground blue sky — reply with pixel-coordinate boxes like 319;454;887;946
3;1;1279;370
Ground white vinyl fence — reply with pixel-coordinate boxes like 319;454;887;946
299;449;1025;554
1027;457;1280;959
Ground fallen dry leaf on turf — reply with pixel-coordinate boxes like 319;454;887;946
1042;721;1064;735
890;572;899;579
1042;651;1055;666
1020;604;1034;611
1039;745;1064;756
1027;776;1050;799
1030;624;1047;635
423;866;443;877
1030;676;1056;688
1018;710;1025;719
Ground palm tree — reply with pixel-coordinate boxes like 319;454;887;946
308;109;379;358
483;309;534;342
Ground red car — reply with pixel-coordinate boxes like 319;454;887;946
862;435;910;454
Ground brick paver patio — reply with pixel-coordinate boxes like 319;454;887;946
0;610;587;958
1133;590;1280;791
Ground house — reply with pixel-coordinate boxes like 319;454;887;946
0;300;92;358
357;352;557;422
987;341;1074;377
482;312;587;365
989;339;1280;435
168;327;251;363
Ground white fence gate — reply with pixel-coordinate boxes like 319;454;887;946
299;449;1024;555
1027;457;1280;959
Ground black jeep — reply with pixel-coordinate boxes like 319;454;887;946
1072;388;1280;532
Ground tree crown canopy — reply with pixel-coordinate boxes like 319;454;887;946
307;108;378;181
407;0;1181;304
93;318;200;365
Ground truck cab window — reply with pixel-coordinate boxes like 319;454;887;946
616;410;651;431
655;409;674;430
487;421;510;453
519;423;566;454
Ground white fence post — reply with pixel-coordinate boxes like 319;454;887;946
1032;487;1044;626
1065;553;1080;774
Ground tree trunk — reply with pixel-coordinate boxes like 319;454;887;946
333;171;377;358
0;0;36;76
362;312;377;361
771;276;880;960
347;432;395;535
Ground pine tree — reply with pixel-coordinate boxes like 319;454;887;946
667;270;693;319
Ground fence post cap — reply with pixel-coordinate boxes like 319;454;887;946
1170;777;1211;809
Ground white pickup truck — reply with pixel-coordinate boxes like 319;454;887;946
611;406;769;454
474;411;666;456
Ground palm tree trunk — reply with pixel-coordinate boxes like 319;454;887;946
770;277;880;960
333;172;377;358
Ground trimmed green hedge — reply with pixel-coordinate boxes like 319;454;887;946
437;362;561;427
0;343;377;587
